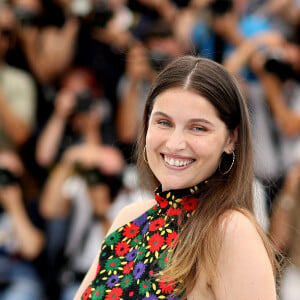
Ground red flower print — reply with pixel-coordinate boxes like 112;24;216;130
159;280;175;294
166;231;178;247
115;241;130;256
93;263;101;280
123;261;134;274
155;195;169;208
149;217;166;231
149;232;165;252
82;286;92;300
167;207;181;216
105;287;123;300
123;223;140;239
181;196;198;211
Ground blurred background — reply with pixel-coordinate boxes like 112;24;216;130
0;0;299;299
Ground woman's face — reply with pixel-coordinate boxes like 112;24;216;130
146;87;237;191
12;0;42;12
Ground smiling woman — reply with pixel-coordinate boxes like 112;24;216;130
75;56;278;300
145;88;236;191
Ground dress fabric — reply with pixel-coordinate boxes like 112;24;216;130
81;183;205;300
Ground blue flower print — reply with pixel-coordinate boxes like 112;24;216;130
133;261;146;279
126;249;138;261
134;212;148;226
106;274;119;288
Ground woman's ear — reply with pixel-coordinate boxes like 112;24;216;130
224;127;238;154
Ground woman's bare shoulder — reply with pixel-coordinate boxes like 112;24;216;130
219;209;267;253
221;210;260;239
106;199;156;236
213;210;276;299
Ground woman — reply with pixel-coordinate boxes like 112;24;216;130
74;56;278;299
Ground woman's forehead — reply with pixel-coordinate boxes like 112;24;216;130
150;88;222;122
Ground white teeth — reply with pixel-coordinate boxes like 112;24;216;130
164;155;193;167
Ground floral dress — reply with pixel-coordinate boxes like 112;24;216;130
81;183;205;300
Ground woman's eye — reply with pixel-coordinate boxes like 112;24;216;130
157;120;171;127
192;126;206;132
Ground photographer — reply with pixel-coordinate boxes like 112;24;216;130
223;31;300;209
269;161;300;300
39;142;125;300
116;42;155;160
35;66;114;169
191;0;272;63
0;3;36;149
263;0;300;28
116;21;184;161
250;38;300;213
10;0;80;85
0;148;45;300
251;38;300;138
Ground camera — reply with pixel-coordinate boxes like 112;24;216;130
209;0;233;16
257;46;299;82
262;47;299;82
14;6;41;27
74;164;104;186
70;0;113;28
0;168;19;187
91;4;113;28
0;28;13;39
264;57;296;81
75;90;94;112
148;50;172;72
74;162;122;199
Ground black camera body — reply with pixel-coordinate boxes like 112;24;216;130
257;46;299;82
75;90;94;113
0;168;19;187
74;162;123;199
92;5;113;28
262;48;299;82
148;50;172;72
209;0;233;16
264;57;295;81
82;168;104;186
74;164;104;186
14;6;41;27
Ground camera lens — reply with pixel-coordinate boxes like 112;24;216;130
0;168;19;186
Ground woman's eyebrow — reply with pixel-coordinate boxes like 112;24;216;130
189;118;215;127
152;111;215;127
151;111;171;118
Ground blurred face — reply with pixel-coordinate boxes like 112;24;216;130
62;71;90;93
12;0;42;12
108;0;127;10
62;70;101;131
0;6;15;59
146;87;237;191
88;185;111;216
147;36;184;58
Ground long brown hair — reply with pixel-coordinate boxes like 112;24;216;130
136;56;278;296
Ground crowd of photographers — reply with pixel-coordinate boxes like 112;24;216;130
0;0;299;299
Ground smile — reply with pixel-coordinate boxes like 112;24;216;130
163;154;195;167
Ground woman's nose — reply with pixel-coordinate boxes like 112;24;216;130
165;129;186;152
